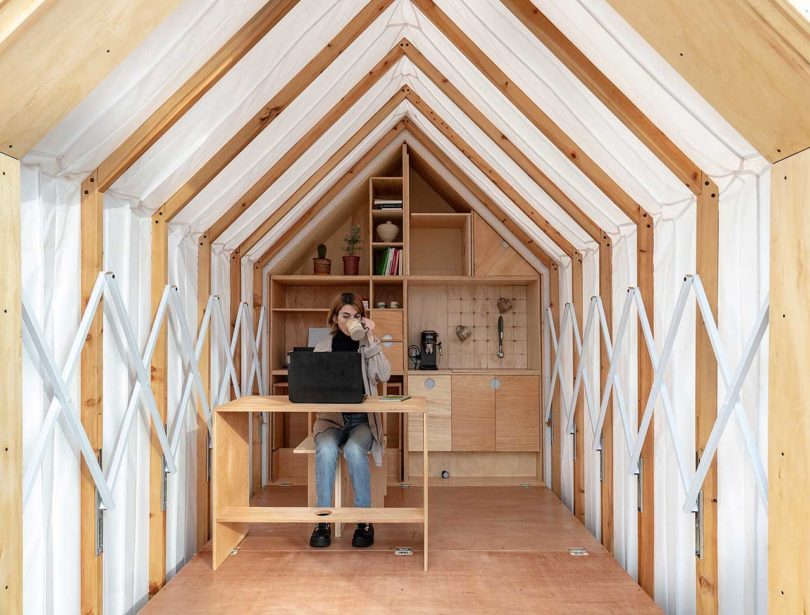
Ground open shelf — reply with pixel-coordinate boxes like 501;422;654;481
271;274;371;285
410;212;470;228
371;208;403;219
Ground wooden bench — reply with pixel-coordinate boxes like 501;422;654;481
212;396;428;571
293;434;387;537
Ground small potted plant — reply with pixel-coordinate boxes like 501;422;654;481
342;224;361;275
312;243;331;275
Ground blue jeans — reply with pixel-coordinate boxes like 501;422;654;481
314;414;372;508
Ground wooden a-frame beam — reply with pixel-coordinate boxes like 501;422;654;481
500;4;721;577
0;153;22;615
606;0;810;163
403;94;593;520
147;1;393;593
237;89;408;256
0;0;183;156
156;0;394;224
257;122;408;268
501;0;703;194
769;147;810;614
207;44;404;243
399;41;616;534
97;0;298;191
404;89;576;259
409;0;655;591
79;171;103;614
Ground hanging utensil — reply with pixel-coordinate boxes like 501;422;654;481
497;315;505;358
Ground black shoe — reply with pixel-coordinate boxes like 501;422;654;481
310;523;331;548
351;522;374;548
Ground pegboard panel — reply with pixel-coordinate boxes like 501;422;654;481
445;285;528;369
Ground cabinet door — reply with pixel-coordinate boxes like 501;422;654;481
495;375;540;451
407;375;451;451
369;309;403;340
451;375;495;451
380;340;403;372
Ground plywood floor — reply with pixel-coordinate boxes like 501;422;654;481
144;486;660;614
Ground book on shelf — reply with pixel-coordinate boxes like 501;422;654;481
375;247;402;275
373;198;403;209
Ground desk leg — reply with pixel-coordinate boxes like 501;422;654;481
212;412;249;570
423;411;428;572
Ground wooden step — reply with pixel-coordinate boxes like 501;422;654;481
218;506;424;524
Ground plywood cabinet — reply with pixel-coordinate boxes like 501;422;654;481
495;375;540;452
450;374;539;452
407;374;451;451
451;375;496;451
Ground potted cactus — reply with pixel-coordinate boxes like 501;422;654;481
342;224;362;275
312;243;331;275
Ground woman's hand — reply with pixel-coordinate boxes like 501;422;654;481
361;317;376;332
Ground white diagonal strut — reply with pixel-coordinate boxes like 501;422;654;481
22;272;107;506
682;296;769;512
543;304;572;423
167;287;214;456
104;274;177;474
21;287;116;510
105;284;172;491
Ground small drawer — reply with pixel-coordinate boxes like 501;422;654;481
369;309;403;341
380;340;403;373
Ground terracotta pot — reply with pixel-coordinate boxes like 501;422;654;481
342;255;360;275
313;258;331;275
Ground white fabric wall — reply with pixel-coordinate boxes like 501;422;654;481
20;172;207;614
21;166;82;615
653;202;698;614
101;194;153;614
716;170;770;615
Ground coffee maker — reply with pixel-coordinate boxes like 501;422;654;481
409;330;442;370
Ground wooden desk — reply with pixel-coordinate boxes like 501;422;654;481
212;395;429;571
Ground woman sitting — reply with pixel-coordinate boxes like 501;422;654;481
309;292;390;548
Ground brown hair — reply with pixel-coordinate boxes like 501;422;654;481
327;291;366;332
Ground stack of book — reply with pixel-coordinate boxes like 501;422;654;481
376;247;402;275
373;198;403;210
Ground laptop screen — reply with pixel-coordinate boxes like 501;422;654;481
287;351;365;403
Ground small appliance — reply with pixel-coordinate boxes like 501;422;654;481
409;330;442;370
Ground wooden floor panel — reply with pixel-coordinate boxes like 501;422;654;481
144;486;660;614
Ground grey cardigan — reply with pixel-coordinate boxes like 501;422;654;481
311;332;391;466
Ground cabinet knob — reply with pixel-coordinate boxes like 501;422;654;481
490;377;501;390
424;378;436;390
382;334;393;347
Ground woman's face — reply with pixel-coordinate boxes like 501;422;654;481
335;304;362;336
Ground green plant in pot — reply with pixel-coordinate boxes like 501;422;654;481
313;243;331;275
342;224;362;275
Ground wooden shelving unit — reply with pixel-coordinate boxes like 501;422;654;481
267;143;544;486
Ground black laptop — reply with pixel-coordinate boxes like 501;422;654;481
287;350;365;403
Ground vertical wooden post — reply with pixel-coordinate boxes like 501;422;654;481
196;232;211;550
251;261;262;495
0;153;22;615
599;239;614;553
572;253;585;523
695;181;719;612
769;149;810;614
637;218;655;596
80;170;104;613
149;212;168;597
550;264;562;498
